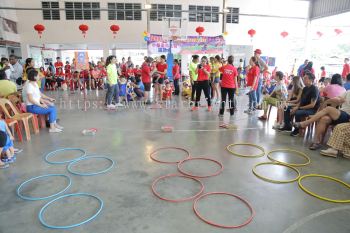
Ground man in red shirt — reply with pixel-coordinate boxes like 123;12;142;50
54;57;64;75
219;55;238;116
155;55;168;101
342;58;350;80
142;57;153;104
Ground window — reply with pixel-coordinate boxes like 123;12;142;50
150;4;182;21
108;3;141;20
65;2;100;20
42;1;60;20
226;7;239;24
188;5;219;23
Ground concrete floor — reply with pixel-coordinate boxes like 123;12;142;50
0;90;349;233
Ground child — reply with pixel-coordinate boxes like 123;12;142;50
127;65;135;80
162;80;173;101
80;69;90;90
55;67;65;89
54;57;64;75
182;78;192;99
0;120;15;167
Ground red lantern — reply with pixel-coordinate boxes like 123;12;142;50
195;26;205;36
79;24;89;38
280;31;288;38
34;24;45;38
334;28;342;35
316;31;323;37
110;24;120;38
248;29;256;38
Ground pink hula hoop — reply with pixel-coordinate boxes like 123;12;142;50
177;157;224;178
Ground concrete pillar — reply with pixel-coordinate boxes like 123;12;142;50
181;54;189;77
20;43;30;59
56;50;62;59
103;45;110;58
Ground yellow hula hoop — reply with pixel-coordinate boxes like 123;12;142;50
267;149;311;167
298;174;350;203
226;143;265;158
252;162;300;184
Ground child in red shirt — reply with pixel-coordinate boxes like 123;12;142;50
127;65;135;79
71;71;82;90
55;67;65;89
162;80;173;101
172;59;181;95
80;69;90;90
54;57;63;75
64;61;71;79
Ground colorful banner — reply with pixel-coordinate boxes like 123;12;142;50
147;34;225;55
74;52;89;70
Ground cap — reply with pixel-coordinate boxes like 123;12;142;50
254;49;262;54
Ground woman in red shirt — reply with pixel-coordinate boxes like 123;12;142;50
172;59;181;95
155;55;168;102
141;57;152;104
219;55;238;116
192;56;212;111
245;57;260;114
55;67;65;89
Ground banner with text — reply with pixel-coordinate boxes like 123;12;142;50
147;34;225;55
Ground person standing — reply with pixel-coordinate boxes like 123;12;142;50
8;55;23;84
141;57;152;104
172;59;181;95
297;59;308;77
22;58;35;84
218;55;238;116
191;56;212;112
342;58;350;80
253;49;268;109
189;55;199;104
211;55;222;103
155;55;168;101
244;57;260;114
105;55;123;109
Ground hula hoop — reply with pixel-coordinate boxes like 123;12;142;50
267;149;311;167
17;174;71;201
38;193;104;229
150;147;190;164
193;192;255;228
177;157;224;178
67;156;115;176
45;148;86;164
298;174;350;203
226;143;265;158
252;162;300;183
151;174;204;202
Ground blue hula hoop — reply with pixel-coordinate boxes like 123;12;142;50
45;148;86;164
38;193;104;229
17;174;71;201
67;156;115;176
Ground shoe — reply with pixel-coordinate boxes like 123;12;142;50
49;128;62;133
309;143;322;150
115;103;124;107
0;163;9;169
258;115;267;121
107;104;116;110
218;114;224;118
7;156;15;164
278;126;292;132
290;129;299;137
14;148;23;154
293;122;302;128
207;106;212;112
191;106;199;111
320;148;338;158
55;124;64;130
244;109;252;114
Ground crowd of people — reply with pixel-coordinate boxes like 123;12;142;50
0;50;350;168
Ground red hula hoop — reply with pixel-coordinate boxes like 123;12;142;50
177;157;224;178
151;174;204;202
150;147;190;164
193;192;255;228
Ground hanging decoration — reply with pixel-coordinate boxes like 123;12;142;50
196;26;205;36
79;24;89;38
280;31;289;38
34;24;45;38
222;31;228;37
334;28;342;35
248;29;256;38
316;31;323;37
110;24;120;38
143;31;150;42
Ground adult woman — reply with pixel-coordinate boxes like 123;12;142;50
322;73;346;99
141;57;152;104
105;55;123;109
172;59;181;95
258;71;288;121
244;57;260;114
25;69;63;133
320;123;350;159
218;55;238;116
38;67;46;91
191;56;212;112
22;58;35;83
211;55;222;102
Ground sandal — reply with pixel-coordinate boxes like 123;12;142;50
309;143;322;150
258;115;267;121
0;163;9;169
